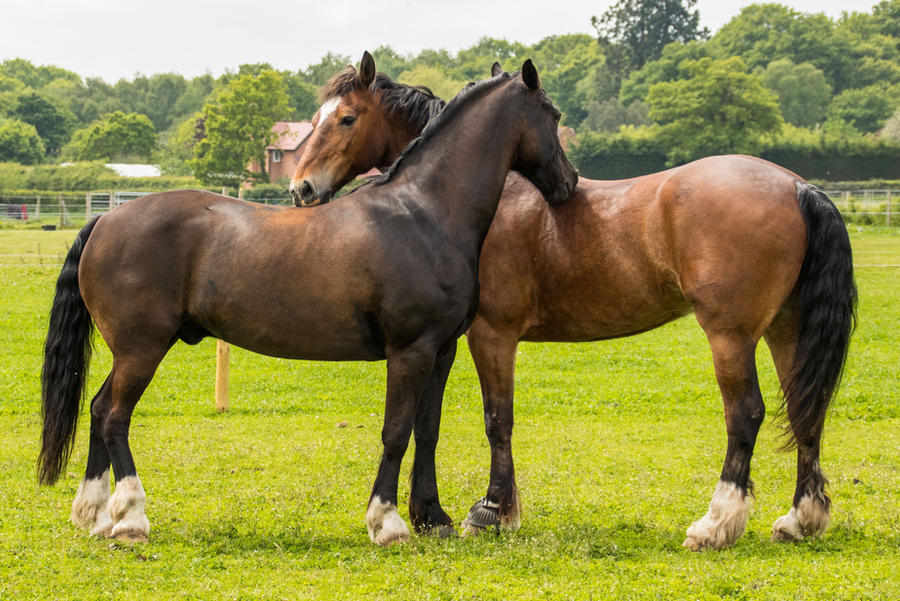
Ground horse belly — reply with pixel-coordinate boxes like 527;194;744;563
522;273;692;342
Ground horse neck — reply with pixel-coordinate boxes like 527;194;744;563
379;112;422;169
390;84;521;246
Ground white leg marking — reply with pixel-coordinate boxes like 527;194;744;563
772;494;831;541
71;470;110;531
107;475;150;542
366;495;410;546
683;480;750;551
501;489;522;531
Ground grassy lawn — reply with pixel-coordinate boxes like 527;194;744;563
0;226;897;600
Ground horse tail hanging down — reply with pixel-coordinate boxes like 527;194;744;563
781;184;857;448
38;216;100;485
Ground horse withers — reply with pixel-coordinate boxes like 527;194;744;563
289;52;857;550
38;60;577;545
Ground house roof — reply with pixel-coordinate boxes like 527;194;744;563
267;121;313;151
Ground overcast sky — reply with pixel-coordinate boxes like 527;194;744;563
0;0;879;83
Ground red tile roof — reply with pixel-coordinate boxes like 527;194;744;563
267;121;313;151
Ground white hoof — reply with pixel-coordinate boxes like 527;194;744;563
772;494;830;542
107;476;150;542
71;470;110;530
366;495;410;546
683;481;750;551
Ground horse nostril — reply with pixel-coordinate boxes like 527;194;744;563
300;181;314;203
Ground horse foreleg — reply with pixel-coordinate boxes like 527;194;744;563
462;319;520;534
408;340;457;536
71;375;113;535
765;319;831;542
684;330;764;551
367;342;437;546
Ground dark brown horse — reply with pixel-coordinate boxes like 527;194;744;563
38;61;577;545
290;53;857;550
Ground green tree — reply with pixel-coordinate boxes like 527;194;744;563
619;40;710;105
304;52;353;86
825;84;900;133
158;112;204;175
710;5;851;91
0;118;45;164
761;58;831;127
282;73;319;120
531;35;608;125
396;65;466;101
0;58;80;89
883;109;900;141
581;97;650;132
190;70;291;184
13;91;77;155
646;56;783;163
370;46;411;80
592;0;709;73
62;111;157;161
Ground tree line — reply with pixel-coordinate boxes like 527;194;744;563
1;0;899;185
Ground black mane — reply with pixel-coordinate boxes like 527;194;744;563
362;73;512;188
322;69;446;134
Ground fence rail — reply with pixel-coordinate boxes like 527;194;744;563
1;189;897;227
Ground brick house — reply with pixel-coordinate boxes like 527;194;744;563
261;121;313;183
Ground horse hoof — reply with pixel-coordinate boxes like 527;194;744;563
682;536;707;551
430;524;458;539
89;513;114;538
463;497;501;531
374;529;410;547
112;529;149;543
771;511;804;542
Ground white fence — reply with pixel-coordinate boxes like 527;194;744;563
1;189;897;227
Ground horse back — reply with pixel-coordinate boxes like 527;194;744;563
478;157;807;342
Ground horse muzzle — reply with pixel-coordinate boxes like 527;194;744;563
289;178;332;207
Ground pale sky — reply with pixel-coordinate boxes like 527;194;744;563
0;0;880;83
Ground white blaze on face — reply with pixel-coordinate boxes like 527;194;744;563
317;97;342;124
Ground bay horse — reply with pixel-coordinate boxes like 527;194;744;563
38;60;578;546
290;52;857;550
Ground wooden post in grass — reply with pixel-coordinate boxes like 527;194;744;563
213;185;243;412
215;340;230;412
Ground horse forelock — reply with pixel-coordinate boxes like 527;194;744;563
320;66;362;101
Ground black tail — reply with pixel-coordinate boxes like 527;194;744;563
781;184;857;448
38;217;100;485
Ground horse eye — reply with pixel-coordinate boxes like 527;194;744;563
340;115;357;126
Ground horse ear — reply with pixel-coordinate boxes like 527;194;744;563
360;51;376;88
521;59;541;90
491;62;503;77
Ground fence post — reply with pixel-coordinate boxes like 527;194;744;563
215;339;230;412
86;192;91;219
36;195;40;219
887;191;892;227
216;185;231;411
58;196;70;227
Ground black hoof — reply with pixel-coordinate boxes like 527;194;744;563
465;497;501;529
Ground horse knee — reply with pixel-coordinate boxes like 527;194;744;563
484;408;512;444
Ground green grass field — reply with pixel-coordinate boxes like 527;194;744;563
1;227;897;600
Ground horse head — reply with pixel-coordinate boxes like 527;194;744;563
290;51;391;207
502;60;578;205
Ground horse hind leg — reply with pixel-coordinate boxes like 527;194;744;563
97;347;169;542
70;375;114;535
765;315;831;541
461;319;521;534
684;329;764;551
